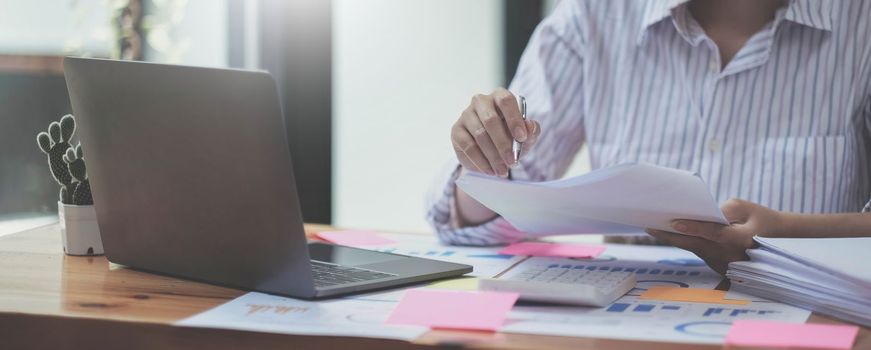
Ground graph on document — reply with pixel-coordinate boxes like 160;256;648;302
600;298;784;319
503;294;810;344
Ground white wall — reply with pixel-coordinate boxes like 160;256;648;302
333;0;504;233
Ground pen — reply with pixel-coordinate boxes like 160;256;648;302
512;95;527;164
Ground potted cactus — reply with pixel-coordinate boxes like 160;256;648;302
37;114;103;256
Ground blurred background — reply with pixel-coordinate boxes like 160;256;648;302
0;0;589;236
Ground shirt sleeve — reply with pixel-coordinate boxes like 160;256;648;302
864;94;871;213
425;0;589;246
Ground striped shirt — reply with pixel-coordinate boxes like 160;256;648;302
425;0;871;246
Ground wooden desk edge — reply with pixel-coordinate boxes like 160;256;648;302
0;224;868;350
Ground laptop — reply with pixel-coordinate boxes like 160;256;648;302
63;57;471;299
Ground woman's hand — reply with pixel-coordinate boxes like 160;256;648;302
451;88;540;177
645;198;784;275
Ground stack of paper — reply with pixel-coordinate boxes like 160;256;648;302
727;237;871;327
456;162;727;235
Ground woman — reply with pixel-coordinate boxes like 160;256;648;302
426;0;871;274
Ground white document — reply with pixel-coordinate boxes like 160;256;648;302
726;236;871;327
754;236;871;287
456;163;727;235
176;292;427;341
497;245;811;344
502;295;810;344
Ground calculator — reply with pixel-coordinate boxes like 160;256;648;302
478;264;636;307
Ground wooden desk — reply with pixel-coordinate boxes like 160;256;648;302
1;224;868;350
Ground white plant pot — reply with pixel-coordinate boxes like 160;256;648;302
58;201;104;256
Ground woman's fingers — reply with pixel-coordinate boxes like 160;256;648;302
463;109;509;177
520;120;540;155
451;120;493;175
491;88;527;142
452;89;540;175
473;94;515;168
671;220;728;242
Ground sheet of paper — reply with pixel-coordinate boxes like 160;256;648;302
456;163;727;236
497;244;811;344
755;236;871;287
315;230;397;247
499;242;605;258
503;297;812;345
725;320;859;350
386;289;518;331
176;292;427;341
640;287;750;305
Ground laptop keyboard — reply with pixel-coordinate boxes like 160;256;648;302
310;260;396;287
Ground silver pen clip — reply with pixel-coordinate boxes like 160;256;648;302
512;95;527;165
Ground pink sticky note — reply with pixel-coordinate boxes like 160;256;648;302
385;289;518;331
315;230;396;247
498;242;606;258
725;320;859;350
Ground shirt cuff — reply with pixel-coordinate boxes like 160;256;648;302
425;159;528;246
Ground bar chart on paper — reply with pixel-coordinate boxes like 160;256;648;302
502;294;811;344
496;244;812;344
603;300;787;318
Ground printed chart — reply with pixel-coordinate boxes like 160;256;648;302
178;237;813;345
497;244;811;344
177;292;426;341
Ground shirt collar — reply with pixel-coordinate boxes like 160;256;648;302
636;0;835;46
783;0;835;31
637;0;690;45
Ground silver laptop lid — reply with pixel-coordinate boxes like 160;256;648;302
64;57;316;297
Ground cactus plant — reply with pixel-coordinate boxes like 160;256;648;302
36;114;93;205
64;144;93;205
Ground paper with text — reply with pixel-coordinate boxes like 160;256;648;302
176;292;427;341
456;163;727;235
497;244;811;344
